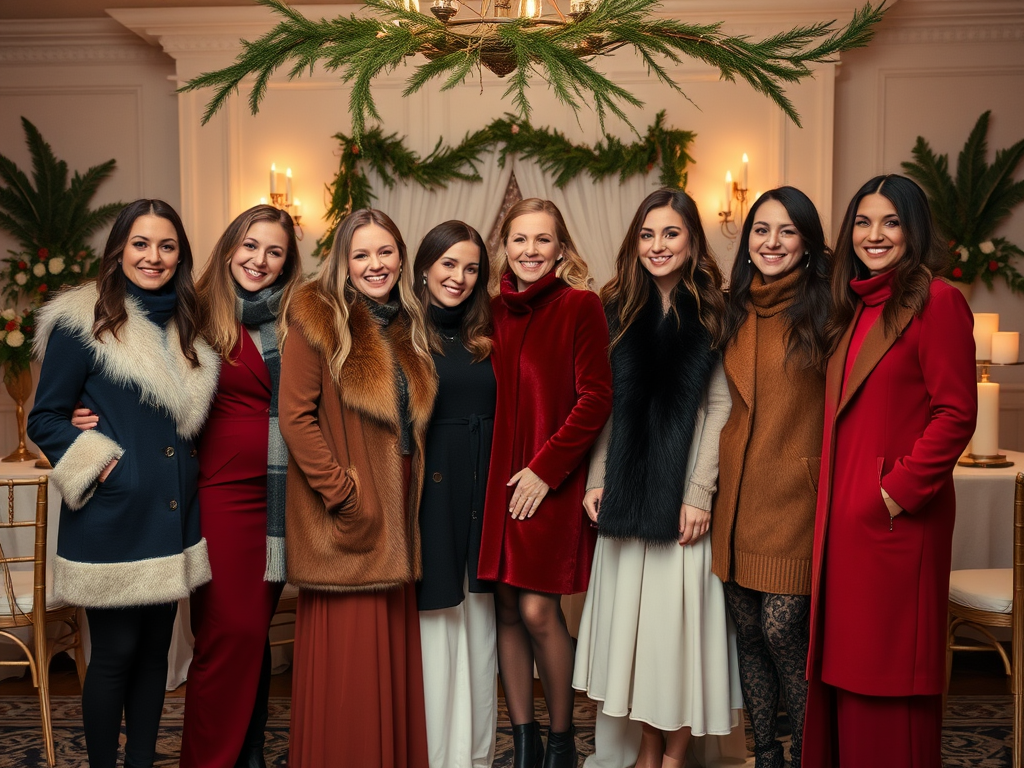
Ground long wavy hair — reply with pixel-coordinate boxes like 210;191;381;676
195;204;303;360
600;188;726;349
314;209;432;382
413;220;492;362
497;198;591;291
826;174;948;347
721;187;835;371
93;199;202;366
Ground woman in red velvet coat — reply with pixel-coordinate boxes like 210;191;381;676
478;198;612;768
802;175;977;768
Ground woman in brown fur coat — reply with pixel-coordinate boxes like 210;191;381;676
279;209;437;767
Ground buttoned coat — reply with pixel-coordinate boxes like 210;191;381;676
802;278;976;765
279;284;437;593
477;271;613;594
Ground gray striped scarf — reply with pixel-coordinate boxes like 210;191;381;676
236;282;287;583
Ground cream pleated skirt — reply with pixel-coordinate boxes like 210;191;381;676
572;534;742;735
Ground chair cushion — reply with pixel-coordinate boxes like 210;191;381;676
949;569;1013;614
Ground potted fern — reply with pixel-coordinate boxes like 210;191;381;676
901;110;1024;296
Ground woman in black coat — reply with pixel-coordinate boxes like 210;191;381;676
413;221;497;768
28;199;219;768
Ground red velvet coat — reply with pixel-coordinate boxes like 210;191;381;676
802;276;976;766
478;271;613;594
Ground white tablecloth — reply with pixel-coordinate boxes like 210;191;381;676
951;449;1024;570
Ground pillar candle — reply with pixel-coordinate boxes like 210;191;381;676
972;381;1000;457
724;172;733;214
742;153;749;190
973;313;999;360
286;168;293;203
991;331;1019;364
270;164;277;195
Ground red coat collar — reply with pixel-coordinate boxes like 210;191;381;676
499;270;568;313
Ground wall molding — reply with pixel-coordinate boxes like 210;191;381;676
0;18;168;65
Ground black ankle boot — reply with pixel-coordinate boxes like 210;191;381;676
511;721;544;768
543;725;578;768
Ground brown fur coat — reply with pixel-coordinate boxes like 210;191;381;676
279;283;437;592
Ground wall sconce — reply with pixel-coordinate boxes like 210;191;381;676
719;153;749;239
268;163;304;240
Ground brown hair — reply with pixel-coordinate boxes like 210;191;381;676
497;198;591;291
314;209;432;382
413;220;492;362
93;199;202;366
601;188;726;349
195;204;303;360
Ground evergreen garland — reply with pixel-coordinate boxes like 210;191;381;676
182;0;887;143
315;110;694;258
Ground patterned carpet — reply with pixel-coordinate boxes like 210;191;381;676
0;695;1012;766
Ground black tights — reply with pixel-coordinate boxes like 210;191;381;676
723;582;810;768
495;584;575;732
83;603;177;768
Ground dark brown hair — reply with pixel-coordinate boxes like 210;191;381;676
93;199;201;366
413;220;492;362
601;188;726;349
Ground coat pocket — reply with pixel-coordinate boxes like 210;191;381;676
801;456;822;494
332;466;380;554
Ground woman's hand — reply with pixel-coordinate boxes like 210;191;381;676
881;487;903;519
508;467;550;521
71;406;98;431
678;503;710;546
583;488;603;524
98;458;118;483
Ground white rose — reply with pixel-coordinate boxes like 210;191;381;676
958;246;970;262
48;257;65;274
7;330;25;348
979;240;996;254
70;264;81;274
1;309;15;320
32;263;46;277
14;272;27;285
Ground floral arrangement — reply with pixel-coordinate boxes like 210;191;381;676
0;308;35;378
947;237;1024;290
2;245;97;304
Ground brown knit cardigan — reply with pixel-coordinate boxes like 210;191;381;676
710;270;824;595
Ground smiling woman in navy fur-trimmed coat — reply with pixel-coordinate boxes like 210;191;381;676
28;199;219;768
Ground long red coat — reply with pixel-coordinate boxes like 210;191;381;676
802;276;977;766
478;271;613;594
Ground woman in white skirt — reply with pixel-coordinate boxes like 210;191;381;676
573;188;741;768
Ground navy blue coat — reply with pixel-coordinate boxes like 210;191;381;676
28;284;219;608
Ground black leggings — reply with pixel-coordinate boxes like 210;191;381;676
723;582;810;768
83;603;178;768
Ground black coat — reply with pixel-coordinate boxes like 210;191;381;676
416;309;496;611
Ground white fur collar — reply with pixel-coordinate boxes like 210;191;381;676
34;283;220;439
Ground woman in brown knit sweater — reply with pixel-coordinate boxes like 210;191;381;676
711;187;836;768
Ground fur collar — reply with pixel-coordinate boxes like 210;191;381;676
33;283;220;440
288;283;436;436
599;286;717;544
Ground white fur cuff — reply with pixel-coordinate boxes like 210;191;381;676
49;430;124;511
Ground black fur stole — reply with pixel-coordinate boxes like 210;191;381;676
599;286;717;545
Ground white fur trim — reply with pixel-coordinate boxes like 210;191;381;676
52;538;212;609
49;429;123;511
34;284;220;439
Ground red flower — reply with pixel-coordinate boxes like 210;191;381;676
989;260;1000;272
17;261;27;269
37;284;48;293
951;267;963;279
4;320;17;332
351;145;360;155
37;248;48;259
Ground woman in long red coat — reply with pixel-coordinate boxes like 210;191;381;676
802;174;977;768
478;198;613;768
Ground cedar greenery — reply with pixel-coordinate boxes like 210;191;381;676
901;111;1024;294
316;110;695;258
181;0;887;142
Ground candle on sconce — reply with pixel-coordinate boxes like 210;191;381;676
293;199;302;218
992;331;1020;364
742;153;749;190
973;313;999;360
286;168;293;202
973;380;1000;456
270;164;277;195
724;172;733;214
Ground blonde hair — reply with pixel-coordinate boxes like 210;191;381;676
316;209;432;382
195;204;303;360
496;198;592;291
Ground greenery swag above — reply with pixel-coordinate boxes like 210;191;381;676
316;110;694;258
182;0;887;142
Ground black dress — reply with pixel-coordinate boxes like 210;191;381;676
416;303;497;611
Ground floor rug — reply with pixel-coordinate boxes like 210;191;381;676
0;695;1012;766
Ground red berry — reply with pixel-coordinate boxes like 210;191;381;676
951;267;963;279
989;260;999;272
17;261;27;269
38;284;48;293
37;248;48;259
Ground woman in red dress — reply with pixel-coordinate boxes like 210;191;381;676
478;198;613;768
280;208;436;768
802;175;977;768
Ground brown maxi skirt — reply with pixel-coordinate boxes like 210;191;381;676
288;459;429;767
